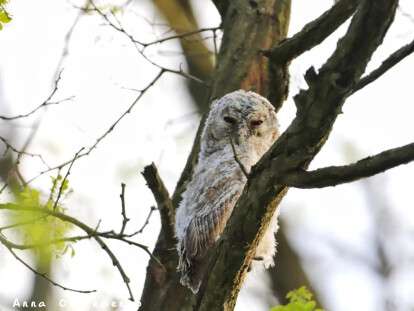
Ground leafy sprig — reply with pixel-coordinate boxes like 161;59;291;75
0;0;11;30
271;287;324;311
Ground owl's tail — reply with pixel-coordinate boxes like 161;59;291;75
177;243;204;294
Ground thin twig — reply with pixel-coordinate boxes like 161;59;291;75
0;233;96;294
0;202;166;299
53;148;84;210
90;1;207;86
127;206;157;237
25;69;165;185
119;183;129;235
144;27;220;48
53;0;91;80
0;232;90;250
0;71;74;121
229;136;249;178
0;204;138;301
0;136;50;169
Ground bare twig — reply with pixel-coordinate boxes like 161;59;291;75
0;204;142;301
52;147;84;210
0;232;90;250
229;136;249;178
0;233;96;294
281;142;414;188
119;183;129;235
103;234;162;266
53;0;91;80
25;69;164;184
89;1;207;86
0;136;50;169
143;27;220;48
127;206;157;237
0;71;74;121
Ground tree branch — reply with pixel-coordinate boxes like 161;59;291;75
0;234;96;294
281;142;414;188
127;206;157;237
144;27;220;48
119;183;130;235
352;38;414;94
52;148;84;210
0;204;138;301
0;70;74;121
141;163;175;242
0;136;50;169
25;69;164;185
266;0;359;64
212;0;229;18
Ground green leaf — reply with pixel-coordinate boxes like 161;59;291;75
270;287;323;311
5;181;74;268
0;10;11;23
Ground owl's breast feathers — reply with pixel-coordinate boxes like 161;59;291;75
175;153;247;293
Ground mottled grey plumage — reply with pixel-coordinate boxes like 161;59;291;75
175;90;280;293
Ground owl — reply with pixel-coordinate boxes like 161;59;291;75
175;90;280;293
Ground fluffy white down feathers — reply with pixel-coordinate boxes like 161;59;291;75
175;90;280;293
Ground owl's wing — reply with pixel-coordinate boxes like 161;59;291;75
178;177;243;293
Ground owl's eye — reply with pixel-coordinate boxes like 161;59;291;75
223;116;237;124
250;119;263;127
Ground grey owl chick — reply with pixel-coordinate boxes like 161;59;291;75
175;90;280;293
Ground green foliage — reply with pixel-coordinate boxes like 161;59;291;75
0;0;11;30
271;287;323;311
8;176;73;268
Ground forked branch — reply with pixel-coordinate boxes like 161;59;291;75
266;0;359;64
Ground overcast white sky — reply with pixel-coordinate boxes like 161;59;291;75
0;0;414;310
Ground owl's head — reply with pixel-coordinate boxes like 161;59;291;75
201;90;279;155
